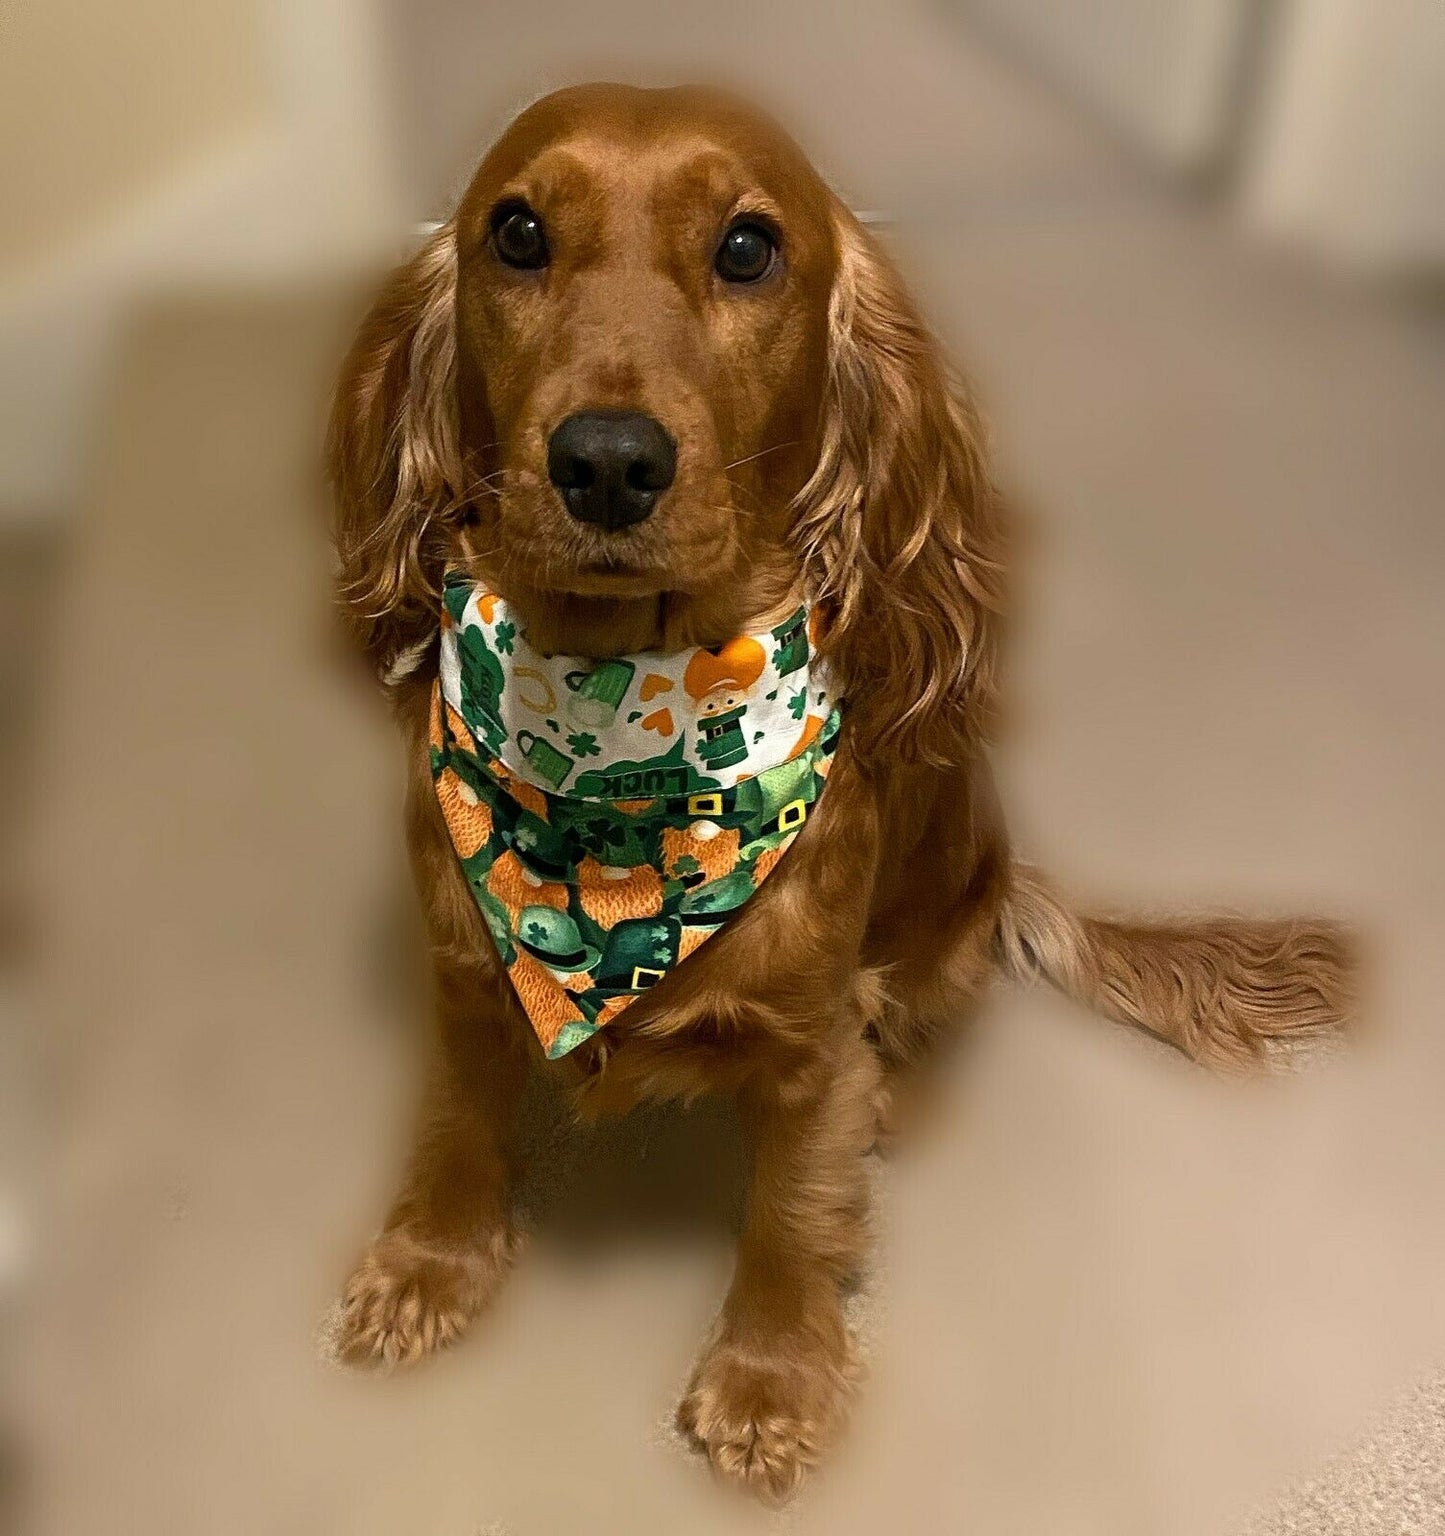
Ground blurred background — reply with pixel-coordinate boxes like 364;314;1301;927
2;2;1443;1532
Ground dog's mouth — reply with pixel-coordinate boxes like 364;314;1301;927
558;558;676;598
548;501;701;599
576;552;658;581
490;480;736;602
485;525;686;603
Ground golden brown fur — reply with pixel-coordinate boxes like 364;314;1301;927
324;83;1353;1502
997;866;1355;1070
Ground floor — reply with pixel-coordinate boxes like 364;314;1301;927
7;14;1445;1536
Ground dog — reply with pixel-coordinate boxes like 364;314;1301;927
325;83;1352;1502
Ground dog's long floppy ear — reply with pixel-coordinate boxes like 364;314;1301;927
794;208;1005;767
326;221;466;681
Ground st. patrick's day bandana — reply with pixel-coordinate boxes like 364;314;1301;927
431;568;842;1058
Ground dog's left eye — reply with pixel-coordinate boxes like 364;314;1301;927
715;221;778;283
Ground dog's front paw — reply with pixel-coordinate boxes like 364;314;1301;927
333;1226;520;1368
676;1318;855;1504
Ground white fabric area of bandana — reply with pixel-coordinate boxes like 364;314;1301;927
438;576;834;799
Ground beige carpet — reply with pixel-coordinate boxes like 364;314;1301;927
1243;1374;1445;1535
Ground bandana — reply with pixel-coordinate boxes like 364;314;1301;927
430;569;841;1058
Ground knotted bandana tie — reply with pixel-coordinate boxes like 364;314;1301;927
431;569;842;1058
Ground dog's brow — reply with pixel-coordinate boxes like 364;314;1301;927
495;146;604;212
670;147;751;196
644;148;773;231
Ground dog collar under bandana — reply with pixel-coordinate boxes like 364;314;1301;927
431;569;841;1059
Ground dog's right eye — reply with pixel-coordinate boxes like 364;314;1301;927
490;203;549;270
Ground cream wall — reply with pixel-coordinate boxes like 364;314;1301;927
1244;0;1445;270
0;0;267;269
0;0;397;516
959;0;1253;169
959;0;1445;270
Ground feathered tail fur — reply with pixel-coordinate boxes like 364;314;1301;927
996;865;1355;1068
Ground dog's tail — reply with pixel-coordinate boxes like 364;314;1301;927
995;865;1355;1068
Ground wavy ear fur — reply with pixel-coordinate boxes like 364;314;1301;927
326;221;464;680
793;209;1005;768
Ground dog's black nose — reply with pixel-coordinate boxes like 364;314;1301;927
547;411;676;531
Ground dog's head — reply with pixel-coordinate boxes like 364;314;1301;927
329;83;1002;762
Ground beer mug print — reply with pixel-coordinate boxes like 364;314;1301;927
513;730;575;789
564;658;636;728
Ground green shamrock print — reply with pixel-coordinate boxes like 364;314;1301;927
583;817;627;852
567;731;602;758
493;619;517;654
788;688;807;720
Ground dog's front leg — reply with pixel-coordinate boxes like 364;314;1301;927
678;1025;879;1502
336;951;529;1367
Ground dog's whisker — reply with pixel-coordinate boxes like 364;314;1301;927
722;441;799;473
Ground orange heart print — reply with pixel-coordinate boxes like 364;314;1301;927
683;636;767;701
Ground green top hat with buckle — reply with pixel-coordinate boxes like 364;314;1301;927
770;608;810;675
455;623;507;755
594;916;681;991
